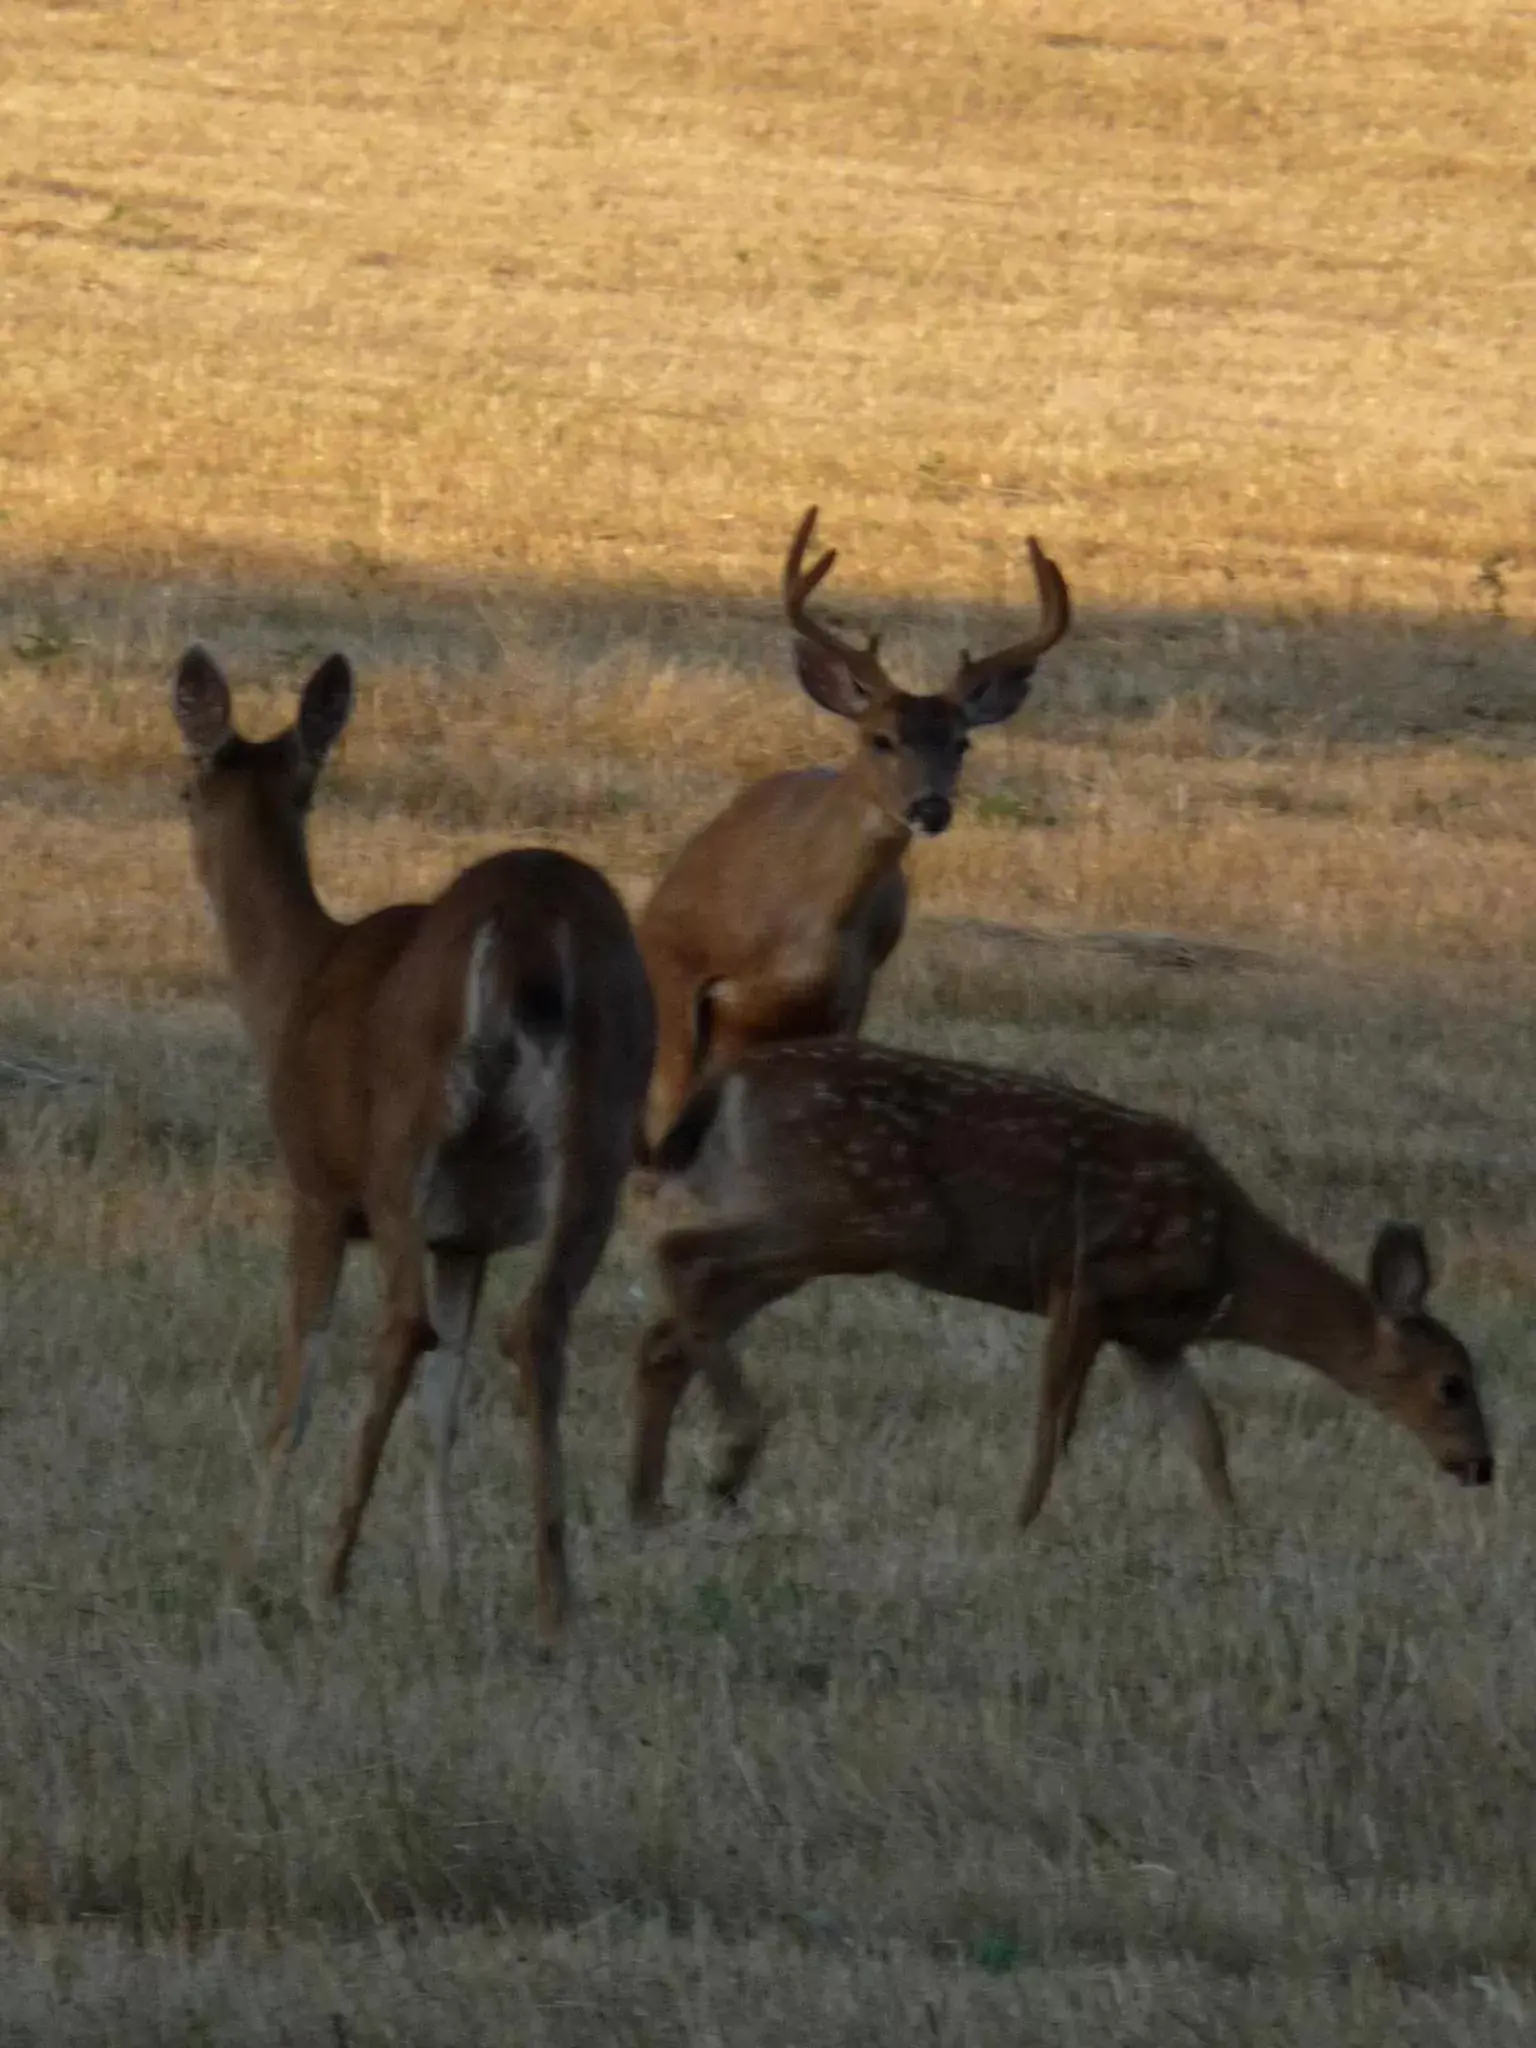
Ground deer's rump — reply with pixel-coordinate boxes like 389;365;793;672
274;849;654;1252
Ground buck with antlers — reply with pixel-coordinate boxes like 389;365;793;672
636;507;1070;1151
172;648;654;1639
629;1040;1494;1526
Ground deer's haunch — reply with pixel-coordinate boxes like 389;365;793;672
629;1040;1494;1526
172;648;655;1638
636;506;1071;1151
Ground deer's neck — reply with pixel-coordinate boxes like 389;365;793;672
204;809;339;1072
826;766;912;908
1218;1200;1377;1390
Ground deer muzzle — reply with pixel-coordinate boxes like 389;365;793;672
907;794;953;836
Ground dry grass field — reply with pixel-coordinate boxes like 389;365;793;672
2;0;1534;2038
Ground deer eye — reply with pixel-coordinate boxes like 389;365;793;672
1438;1373;1469;1407
870;733;895;754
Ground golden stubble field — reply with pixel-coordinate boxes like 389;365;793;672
1;1;1533;2039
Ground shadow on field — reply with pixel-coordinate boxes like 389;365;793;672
3;540;1531;743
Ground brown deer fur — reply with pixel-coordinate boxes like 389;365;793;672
172;648;654;1638
629;1040;1494;1526
637;507;1070;1150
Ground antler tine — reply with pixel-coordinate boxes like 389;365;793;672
781;505;887;678
783;506;837;609
958;536;1072;684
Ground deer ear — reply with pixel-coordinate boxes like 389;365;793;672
172;646;234;761
952;656;1037;730
296;653;354;765
792;640;877;722
1369;1222;1432;1317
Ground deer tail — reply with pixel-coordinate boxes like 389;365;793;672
450;916;571;1132
465;916;569;1046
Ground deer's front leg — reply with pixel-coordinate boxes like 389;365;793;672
233;1194;348;1586
1017;1283;1103;1533
1121;1347;1237;1518
323;1213;434;1604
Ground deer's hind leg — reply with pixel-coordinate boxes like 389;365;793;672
1121;1346;1236;1517
416;1249;486;1614
1017;1282;1104;1533
630;1314;700;1524
500;1141;631;1645
632;1221;806;1521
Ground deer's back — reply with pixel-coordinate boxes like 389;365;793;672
679;1041;1237;1331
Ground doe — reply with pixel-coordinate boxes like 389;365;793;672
629;1040;1494;1526
173;649;655;1637
637;507;1070;1150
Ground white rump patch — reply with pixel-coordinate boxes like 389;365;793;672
442;920;507;1136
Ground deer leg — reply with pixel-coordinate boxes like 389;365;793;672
865;866;910;974
501;1279;574;1646
235;1195;347;1583
629;1315;698;1523
1123;1347;1237;1517
642;966;714;1156
415;1250;486;1615
1170;1363;1236;1517
638;1221;805;1513
694;1278;785;1505
1056;1341;1100;1458
1017;1284;1103;1533
642;1034;693;1159
834;869;907;1029
698;1345;771;1503
322;1219;434;1605
500;1164;626;1645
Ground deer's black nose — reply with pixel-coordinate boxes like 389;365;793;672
907;795;952;836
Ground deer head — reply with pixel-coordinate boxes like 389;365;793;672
1361;1223;1493;1485
171;647;354;899
781;505;1070;836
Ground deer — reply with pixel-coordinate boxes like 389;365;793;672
628;1040;1494;1529
636;507;1070;1152
171;646;655;1641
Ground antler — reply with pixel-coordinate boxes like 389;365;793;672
954;537;1071;695
782;506;891;693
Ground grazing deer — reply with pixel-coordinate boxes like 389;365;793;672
629;1040;1494;1526
636;507;1070;1151
172;648;654;1639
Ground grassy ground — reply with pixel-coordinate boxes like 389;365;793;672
1;0;1533;2039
